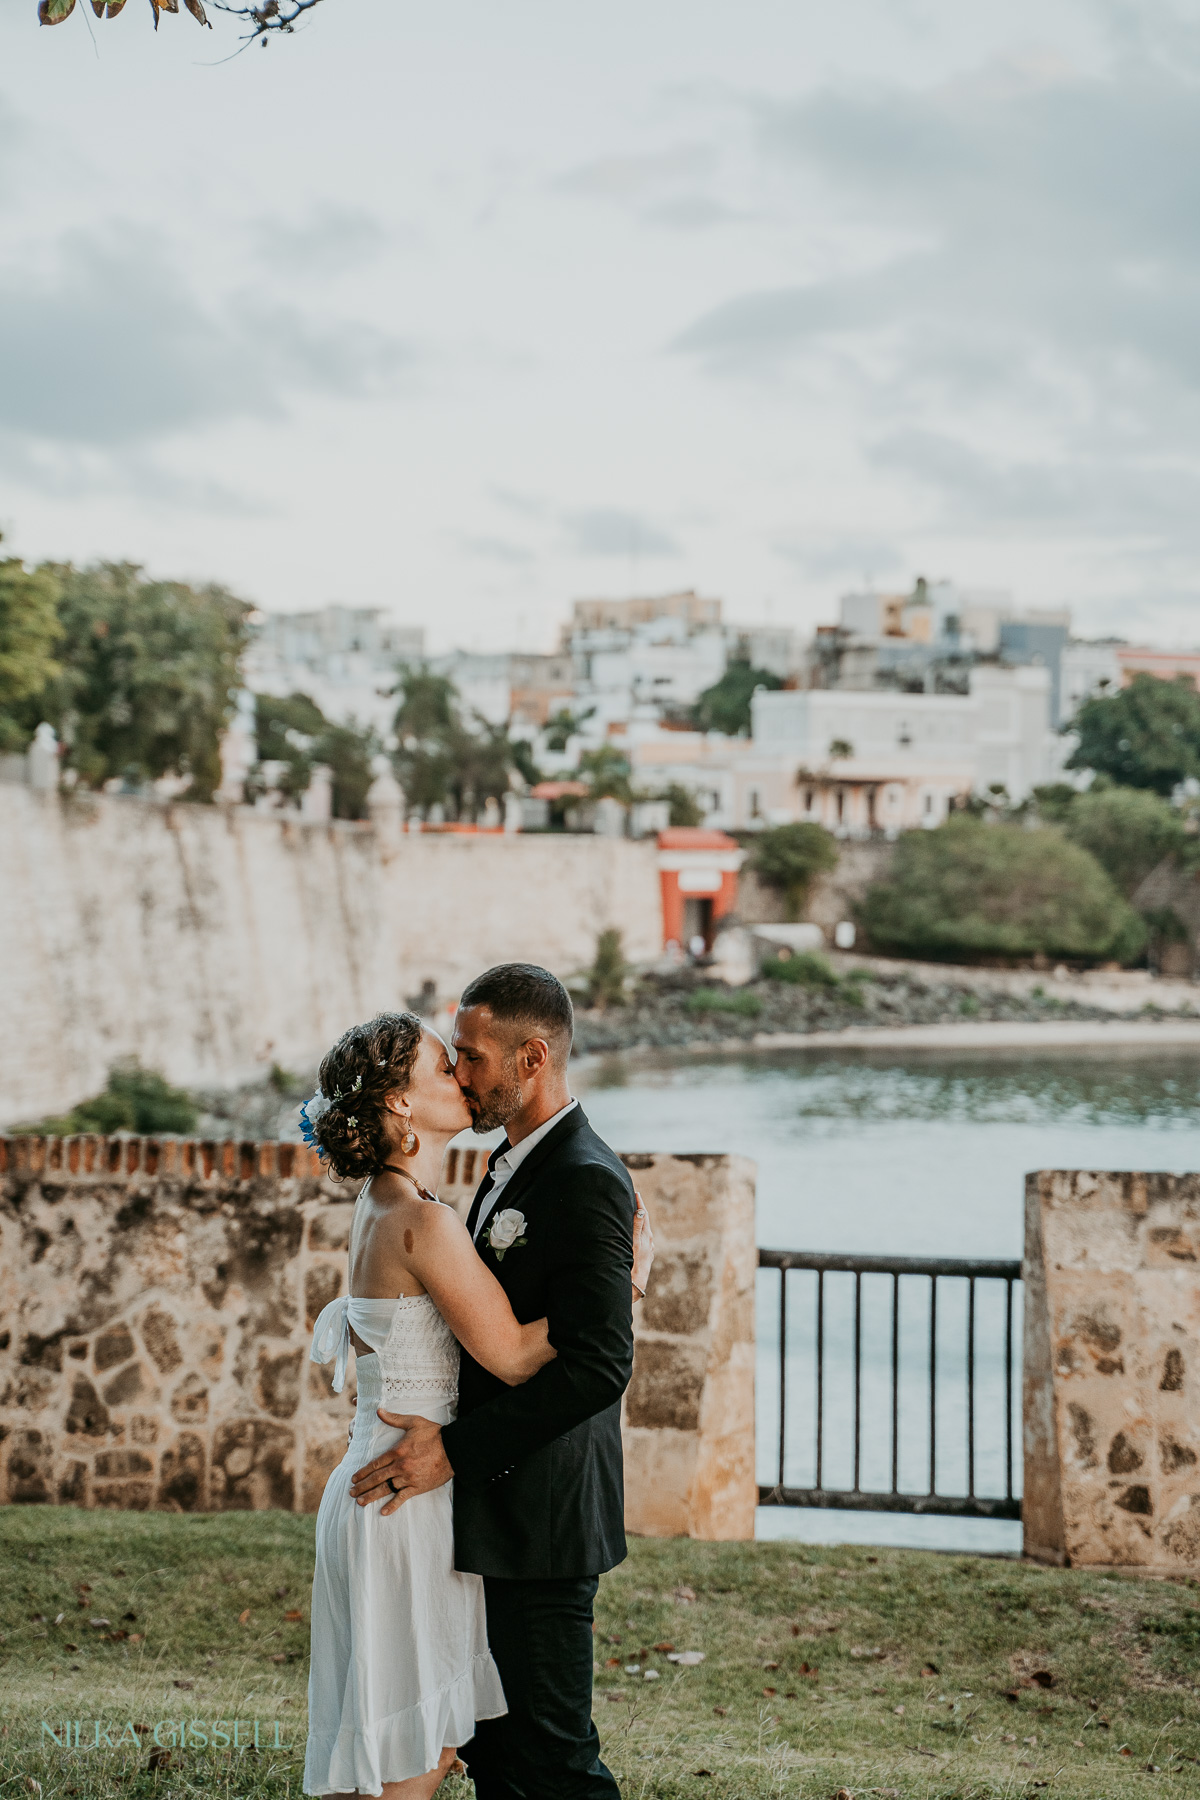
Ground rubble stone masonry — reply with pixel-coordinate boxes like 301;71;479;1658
0;1135;757;1540
1024;1169;1200;1568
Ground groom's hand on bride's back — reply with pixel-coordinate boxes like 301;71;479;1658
348;1414;453;1516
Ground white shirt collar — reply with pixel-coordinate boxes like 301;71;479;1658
493;1097;578;1174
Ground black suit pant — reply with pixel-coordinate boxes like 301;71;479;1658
458;1574;620;1799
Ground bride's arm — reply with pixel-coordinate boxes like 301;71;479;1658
405;1203;556;1386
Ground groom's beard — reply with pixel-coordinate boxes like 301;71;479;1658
463;1056;523;1135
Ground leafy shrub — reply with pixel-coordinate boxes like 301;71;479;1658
24;1061;198;1136
1062;784;1186;898
686;987;763;1017
748;822;839;920
857;817;1146;964
587;928;629;1009
761;951;839;987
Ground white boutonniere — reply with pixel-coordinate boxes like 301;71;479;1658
486;1208;528;1262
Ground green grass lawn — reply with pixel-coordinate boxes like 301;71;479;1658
2;1507;1200;1798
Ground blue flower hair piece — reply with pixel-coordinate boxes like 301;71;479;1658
299;1088;333;1150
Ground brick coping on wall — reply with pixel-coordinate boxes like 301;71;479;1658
0;1134;328;1185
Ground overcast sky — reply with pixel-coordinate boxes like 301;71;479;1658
3;0;1199;650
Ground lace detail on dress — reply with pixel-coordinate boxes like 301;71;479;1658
377;1296;460;1406
309;1293;459;1404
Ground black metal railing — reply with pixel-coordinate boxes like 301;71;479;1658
758;1249;1022;1520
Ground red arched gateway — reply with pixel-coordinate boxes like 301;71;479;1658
657;827;744;951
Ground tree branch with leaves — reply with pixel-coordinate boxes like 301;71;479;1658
37;0;329;40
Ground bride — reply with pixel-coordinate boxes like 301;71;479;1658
302;1011;650;1800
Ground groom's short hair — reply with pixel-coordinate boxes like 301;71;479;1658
458;962;574;1065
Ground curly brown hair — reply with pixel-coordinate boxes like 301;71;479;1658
309;1012;424;1181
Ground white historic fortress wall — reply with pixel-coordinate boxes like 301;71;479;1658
0;786;662;1125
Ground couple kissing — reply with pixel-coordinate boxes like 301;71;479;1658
303;961;654;1800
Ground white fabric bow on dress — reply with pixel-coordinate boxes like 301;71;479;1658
310;1295;352;1393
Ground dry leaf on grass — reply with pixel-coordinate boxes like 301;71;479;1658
238;1609;251;1625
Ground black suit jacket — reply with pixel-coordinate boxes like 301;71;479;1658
440;1104;635;1580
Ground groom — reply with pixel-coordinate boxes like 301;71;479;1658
352;961;636;1798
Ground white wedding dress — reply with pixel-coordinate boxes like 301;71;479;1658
304;1287;507;1795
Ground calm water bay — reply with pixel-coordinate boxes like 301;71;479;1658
573;1045;1200;1554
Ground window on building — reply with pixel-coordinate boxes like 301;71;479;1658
836;788;845;824
749;788;762;820
924;792;934;817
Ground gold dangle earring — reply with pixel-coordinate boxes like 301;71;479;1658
400;1116;419;1156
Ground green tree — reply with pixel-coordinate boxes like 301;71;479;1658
393;664;457;742
579;744;633;802
254;690;325;805
692;659;783;736
253;692;380;820
317;720;380;821
41;562;250;800
0;553;63;752
1066;673;1200;795
391;664;527;819
657;782;703;827
1063;785;1186;898
858;817;1146;963
23;1060;197;1137
748;821;839;920
543;706;594;753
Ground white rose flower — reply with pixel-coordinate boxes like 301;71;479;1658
486;1209;528;1260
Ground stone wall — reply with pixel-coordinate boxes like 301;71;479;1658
735;839;896;939
0;1135;757;1541
1024;1170;1200;1569
0;785;661;1127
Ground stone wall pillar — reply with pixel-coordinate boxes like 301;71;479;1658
620;1153;757;1540
1024;1170;1200;1568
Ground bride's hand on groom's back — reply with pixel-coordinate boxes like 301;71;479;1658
632;1190;654;1302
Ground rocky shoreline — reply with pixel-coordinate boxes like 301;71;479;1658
571;965;1198;1056
192;962;1200;1141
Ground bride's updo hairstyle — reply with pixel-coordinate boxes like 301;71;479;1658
310;1011;423;1181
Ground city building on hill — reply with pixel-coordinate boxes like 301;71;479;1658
1060;639;1123;719
629;662;1061;835
1116;646;1200;688
808;581;1130;729
561;589;800;748
424;651;576;732
245;605;425;733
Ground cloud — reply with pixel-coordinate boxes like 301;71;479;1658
669;38;1200;552
773;531;907;580
643;195;746;231
453;532;535;565
251;204;391;275
555;143;716;200
562;507;681;557
871;428;1200;542
0;224;411;450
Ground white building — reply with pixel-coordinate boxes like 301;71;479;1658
245;605;425;735
425;651;576;734
1059;641;1124;722
751;664;1059;819
559;590;799;748
628;663;1063;836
